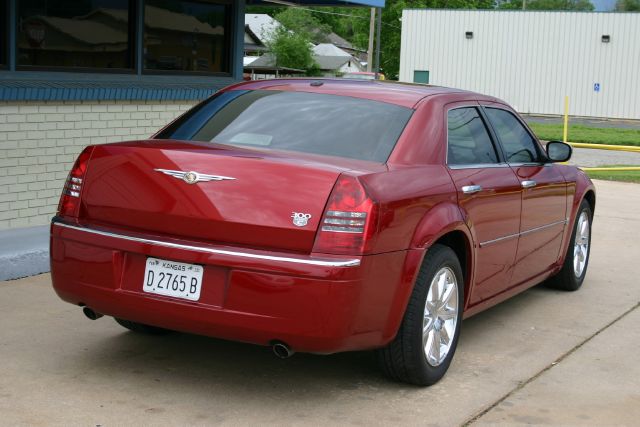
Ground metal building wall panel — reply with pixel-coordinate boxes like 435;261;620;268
399;10;640;119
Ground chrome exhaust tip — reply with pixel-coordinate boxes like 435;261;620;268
272;342;294;359
82;307;103;320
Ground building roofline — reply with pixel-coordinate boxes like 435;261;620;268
402;8;640;14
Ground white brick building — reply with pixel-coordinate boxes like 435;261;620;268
0;101;195;229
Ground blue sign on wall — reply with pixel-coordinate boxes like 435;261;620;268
594;83;601;92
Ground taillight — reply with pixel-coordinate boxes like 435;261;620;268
57;146;94;218
312;174;378;255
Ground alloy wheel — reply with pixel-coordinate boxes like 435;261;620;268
423;267;459;367
573;211;590;278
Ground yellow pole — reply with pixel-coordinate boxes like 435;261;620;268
563;96;569;144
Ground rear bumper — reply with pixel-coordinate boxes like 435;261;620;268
50;219;422;353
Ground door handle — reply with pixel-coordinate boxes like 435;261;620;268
462;185;482;194
521;180;537;189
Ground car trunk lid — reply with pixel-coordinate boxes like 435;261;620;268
80;140;353;253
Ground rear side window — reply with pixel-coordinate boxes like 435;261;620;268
485;108;541;163
447;107;499;165
157;90;413;162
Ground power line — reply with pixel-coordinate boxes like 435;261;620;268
296;7;369;18
293;6;402;30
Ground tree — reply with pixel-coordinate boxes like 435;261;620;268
615;0;640;10
248;7;323;75
306;6;372;51
275;8;333;44
266;25;321;76
498;0;594;9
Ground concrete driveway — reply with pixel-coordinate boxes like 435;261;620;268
1;180;638;426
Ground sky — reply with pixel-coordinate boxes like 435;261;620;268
592;0;617;10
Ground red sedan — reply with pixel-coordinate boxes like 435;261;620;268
50;79;595;385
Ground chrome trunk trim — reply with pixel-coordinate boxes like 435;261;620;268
52;222;361;268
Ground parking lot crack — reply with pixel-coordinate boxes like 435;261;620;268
462;300;640;426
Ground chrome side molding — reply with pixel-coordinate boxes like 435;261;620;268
478;232;520;247
52;221;361;268
480;218;568;248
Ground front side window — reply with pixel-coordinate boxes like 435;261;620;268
17;0;134;70
485;108;541;163
447;107;499;165
144;0;230;74
157;90;413;162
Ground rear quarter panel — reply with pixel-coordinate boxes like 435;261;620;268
361;165;460;254
360;165;475;342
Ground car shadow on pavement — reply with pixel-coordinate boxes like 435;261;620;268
56;284;565;401
69;325;406;398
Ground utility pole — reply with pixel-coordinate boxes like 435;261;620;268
522;0;527;10
374;7;382;79
367;8;375;72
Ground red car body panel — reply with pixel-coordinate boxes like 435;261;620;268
51;222;423;353
50;79;595;353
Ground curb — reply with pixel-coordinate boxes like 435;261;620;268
0;226;50;281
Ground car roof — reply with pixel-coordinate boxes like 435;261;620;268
224;78;500;109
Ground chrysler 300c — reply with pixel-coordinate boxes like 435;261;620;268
50;79;595;385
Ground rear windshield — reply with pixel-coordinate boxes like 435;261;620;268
156;90;413;162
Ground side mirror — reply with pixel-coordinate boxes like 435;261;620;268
546;141;572;163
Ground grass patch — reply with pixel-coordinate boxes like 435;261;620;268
585;165;640;183
528;123;640;146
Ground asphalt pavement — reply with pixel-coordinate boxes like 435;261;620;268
0;179;638;426
568;147;640;168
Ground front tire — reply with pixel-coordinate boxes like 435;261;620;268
547;199;593;291
377;244;464;386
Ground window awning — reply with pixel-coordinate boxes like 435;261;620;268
247;0;385;7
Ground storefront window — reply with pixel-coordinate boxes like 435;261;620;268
17;0;134;70
1;0;7;67
144;0;230;74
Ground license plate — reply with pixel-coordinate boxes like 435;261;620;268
143;257;203;301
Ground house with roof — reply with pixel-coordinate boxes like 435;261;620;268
243;13;366;77
312;43;364;75
323;32;367;62
244;13;281;61
245;13;281;46
247;42;363;78
244;25;267;56
243;13;365;79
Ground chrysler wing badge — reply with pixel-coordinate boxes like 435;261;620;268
154;169;236;184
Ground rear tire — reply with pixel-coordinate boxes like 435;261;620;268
377;244;464;386
547;199;592;292
114;318;171;335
